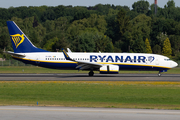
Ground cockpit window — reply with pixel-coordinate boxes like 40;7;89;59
164;59;171;61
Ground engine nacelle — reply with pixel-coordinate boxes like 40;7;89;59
100;65;119;74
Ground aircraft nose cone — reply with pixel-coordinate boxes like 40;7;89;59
172;61;178;68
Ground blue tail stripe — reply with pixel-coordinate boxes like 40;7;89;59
7;21;49;53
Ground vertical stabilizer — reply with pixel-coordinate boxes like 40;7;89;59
7;21;48;53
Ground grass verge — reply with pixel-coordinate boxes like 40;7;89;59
0;81;180;109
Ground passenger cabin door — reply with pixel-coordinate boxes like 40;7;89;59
155;57;159;65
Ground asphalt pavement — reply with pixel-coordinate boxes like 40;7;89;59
0;73;180;81
0;106;180;120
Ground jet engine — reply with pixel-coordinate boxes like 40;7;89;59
100;65;119;74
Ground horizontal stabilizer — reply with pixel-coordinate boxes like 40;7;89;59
4;51;26;57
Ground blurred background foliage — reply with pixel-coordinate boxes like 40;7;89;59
0;0;180;61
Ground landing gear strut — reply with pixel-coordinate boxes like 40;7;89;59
89;71;94;76
158;71;161;77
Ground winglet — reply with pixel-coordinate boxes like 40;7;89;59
62;48;72;60
67;48;72;53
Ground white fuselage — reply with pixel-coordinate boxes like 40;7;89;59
13;52;178;71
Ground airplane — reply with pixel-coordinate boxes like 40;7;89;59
5;21;178;77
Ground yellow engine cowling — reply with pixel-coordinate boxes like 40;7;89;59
100;65;119;74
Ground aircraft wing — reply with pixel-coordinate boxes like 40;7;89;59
4;51;26;57
62;49;102;70
75;60;102;70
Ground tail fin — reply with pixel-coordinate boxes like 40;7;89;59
7;21;48;53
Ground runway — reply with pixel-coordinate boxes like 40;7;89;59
0;73;180;81
0;106;180;120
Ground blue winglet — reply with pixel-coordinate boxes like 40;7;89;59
62;48;72;60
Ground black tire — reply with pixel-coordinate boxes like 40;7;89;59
89;71;94;76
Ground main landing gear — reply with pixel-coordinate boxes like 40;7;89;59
89;70;94;76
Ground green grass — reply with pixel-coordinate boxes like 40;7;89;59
0;81;180;109
0;66;180;74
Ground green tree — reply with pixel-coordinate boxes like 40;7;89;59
43;37;58;51
0;27;9;51
43;20;55;33
158;1;178;21
169;35;180;55
156;32;168;47
54;17;71;31
114;9;132;52
162;38;172;57
67;14;107;45
132;35;145;53
167;0;175;8
105;9;119;41
87;14;107;34
153;44;161;54
42;30;68;51
130;14;152;53
33;23;46;47
131;14;152;40
132;0;150;14
150;18;176;48
145;38;152;53
116;9;130;41
94;34;114;52
73;7;90;20
72;31;95;52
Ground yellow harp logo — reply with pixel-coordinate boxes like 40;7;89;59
10;34;25;48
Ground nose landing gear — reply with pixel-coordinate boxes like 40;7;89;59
158;71;161;77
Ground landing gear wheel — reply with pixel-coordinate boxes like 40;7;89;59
89;71;94;76
158;72;161;77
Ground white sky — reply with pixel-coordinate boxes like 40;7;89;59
0;0;179;9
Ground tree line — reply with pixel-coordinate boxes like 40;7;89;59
0;0;180;60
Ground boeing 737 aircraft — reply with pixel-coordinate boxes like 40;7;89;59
6;21;178;76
